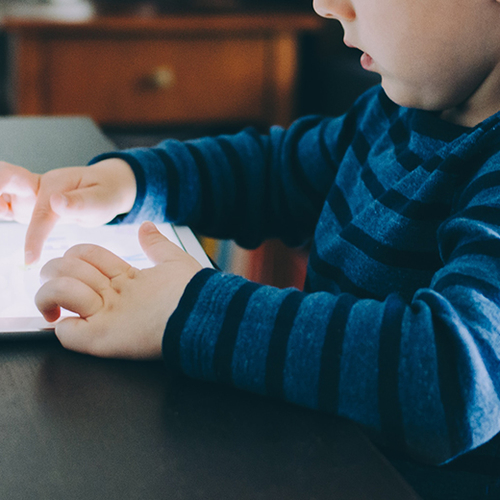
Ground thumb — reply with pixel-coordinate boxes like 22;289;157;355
138;221;183;265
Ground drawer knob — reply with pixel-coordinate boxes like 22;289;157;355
149;66;176;90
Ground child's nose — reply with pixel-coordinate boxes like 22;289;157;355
312;0;356;21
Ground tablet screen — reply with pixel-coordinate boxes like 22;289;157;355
0;222;186;329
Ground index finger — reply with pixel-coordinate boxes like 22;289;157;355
64;244;133;280
24;196;60;265
0;162;39;195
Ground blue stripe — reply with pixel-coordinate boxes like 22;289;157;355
163;268;219;370
458;171;500;209
379;189;450;221
378;293;407;450
423;291;473;457
213;281;262;383
352;131;371;166
341;224;442;271
265;291;303;399
361;163;385;199
396;148;424;172
287;116;327;209
185;143;214;231
434;273;500;307
326;184;352;227
151;148;180;221
451;239;500;260
215;137;249;236
318;293;357;412
308;246;378;298
458;205;500;227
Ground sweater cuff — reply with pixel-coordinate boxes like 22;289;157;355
162;267;220;372
89;150;168;224
162;267;258;381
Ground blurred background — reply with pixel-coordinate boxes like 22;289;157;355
0;0;380;143
0;0;380;285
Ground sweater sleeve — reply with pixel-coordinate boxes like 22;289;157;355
89;111;361;249
163;151;500;467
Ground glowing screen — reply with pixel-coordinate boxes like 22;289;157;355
0;222;183;319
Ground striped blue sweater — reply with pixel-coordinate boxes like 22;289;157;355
94;86;500;498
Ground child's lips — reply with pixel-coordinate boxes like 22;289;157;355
343;39;375;71
360;52;374;70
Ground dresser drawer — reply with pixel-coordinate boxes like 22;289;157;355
45;36;268;125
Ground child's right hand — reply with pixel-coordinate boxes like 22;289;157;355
0;158;137;264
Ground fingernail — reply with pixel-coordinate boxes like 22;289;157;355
142;221;156;233
25;250;34;265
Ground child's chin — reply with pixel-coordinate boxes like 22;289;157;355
380;81;430;110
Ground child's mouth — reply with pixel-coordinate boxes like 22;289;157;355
360;52;374;70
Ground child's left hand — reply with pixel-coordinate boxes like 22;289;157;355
35;221;203;359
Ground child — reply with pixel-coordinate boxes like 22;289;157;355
2;0;500;497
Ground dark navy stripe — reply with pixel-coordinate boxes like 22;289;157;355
151;148;180;221
341;224;442;271
213;281;261;384
288;117;327;209
451;238;500;261
379;188;451;221
326;184;352;227
317;293;357;413
378;293;407;450
420;154;445;173
308;247;380;299
438;153;471;179
377;88;399;119
423;291;472;457
396;148;424;173
215;137;248;237
335;105;361;162
434;273;500;307
459;205;500;227
361;163;385;199
389;118;410;160
458;171;500;209
185;143;214;231
163;268;219;370
265;291;303;399
352;131;371;166
317;119;337;172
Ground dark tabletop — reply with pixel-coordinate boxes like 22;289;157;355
0;335;420;500
0;116;419;499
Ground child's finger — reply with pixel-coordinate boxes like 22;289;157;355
64;244;132;280
24;197;59;265
138;221;186;265
0;163;39;196
35;276;103;322
54;316;101;356
0;195;11;218
50;186;110;224
40;255;110;293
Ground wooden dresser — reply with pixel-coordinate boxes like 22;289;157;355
2;6;323;288
2;7;322;128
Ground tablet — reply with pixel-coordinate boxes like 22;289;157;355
0;222;213;336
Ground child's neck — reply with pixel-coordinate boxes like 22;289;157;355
440;102;500;128
440;65;500;128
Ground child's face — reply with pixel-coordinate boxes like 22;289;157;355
313;0;500;126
